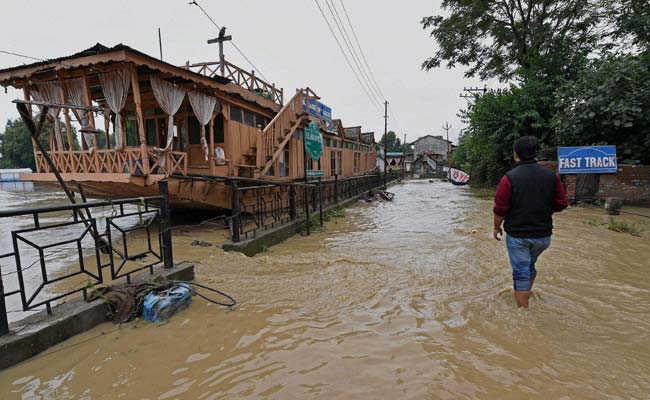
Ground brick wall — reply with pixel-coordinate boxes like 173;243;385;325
597;165;650;206
538;161;649;205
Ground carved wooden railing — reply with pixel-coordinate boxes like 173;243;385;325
183;59;283;106
34;148;187;177
257;88;320;176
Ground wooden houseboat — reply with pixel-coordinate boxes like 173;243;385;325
0;43;377;210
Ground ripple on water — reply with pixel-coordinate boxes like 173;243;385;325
1;181;649;399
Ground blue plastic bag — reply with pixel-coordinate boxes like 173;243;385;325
142;283;192;323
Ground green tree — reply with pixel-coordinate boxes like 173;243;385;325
553;53;650;163
0;115;80;169
421;0;604;82
95;130;115;149
607;0;650;50
379;131;402;152
0;119;36;169
453;79;557;185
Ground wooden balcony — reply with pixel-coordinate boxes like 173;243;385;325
34;147;188;176
183;60;284;106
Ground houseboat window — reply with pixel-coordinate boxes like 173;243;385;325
214;114;224;143
178;119;187;151
255;114;267;129
354;152;361;173
230;105;243;123
279;147;289;177
330;151;336;175
337;151;342;175
145;119;157;146
188;116;202;145
243;110;255;127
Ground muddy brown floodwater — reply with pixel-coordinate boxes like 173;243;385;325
1;180;649;399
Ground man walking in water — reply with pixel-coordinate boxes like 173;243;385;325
493;136;569;308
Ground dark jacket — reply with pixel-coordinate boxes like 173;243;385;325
493;160;568;238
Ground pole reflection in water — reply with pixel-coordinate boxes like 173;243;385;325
1;180;649;399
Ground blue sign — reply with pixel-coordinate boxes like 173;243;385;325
303;98;332;122
558;146;618;174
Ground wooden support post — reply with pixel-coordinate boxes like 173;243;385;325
81;71;98;150
57;76;74;152
104;112;111;150
22;86;40;167
130;64;149;175
208;116;215;175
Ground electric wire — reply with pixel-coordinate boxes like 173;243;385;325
338;0;386;101
313;0;382;113
188;0;270;83
324;0;383;106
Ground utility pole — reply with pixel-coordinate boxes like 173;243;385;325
383;100;388;189
442;122;452;175
459;85;487;105
402;133;407;180
207;27;232;76
158;28;163;61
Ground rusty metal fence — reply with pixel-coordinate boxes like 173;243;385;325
229;173;388;241
0;181;173;335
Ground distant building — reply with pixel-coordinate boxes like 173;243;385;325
412;153;446;175
412;135;452;161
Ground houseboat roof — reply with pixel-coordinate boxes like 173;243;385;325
0;43;281;114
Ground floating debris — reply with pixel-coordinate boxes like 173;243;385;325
191;240;213;247
359;190;395;202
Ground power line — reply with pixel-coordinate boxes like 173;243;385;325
338;0;386;101
189;0;269;82
0;50;44;62
313;0;382;113
324;0;382;106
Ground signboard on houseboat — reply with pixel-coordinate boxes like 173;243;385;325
303;98;332;122
558;146;618;174
304;121;324;161
306;170;324;177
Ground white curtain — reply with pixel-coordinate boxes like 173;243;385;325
64;78;94;151
98;67;131;150
31;82;64;151
150;75;186;151
188;90;218;160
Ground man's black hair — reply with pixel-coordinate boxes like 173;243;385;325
513;136;538;161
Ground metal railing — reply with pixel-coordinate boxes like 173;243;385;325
0;181;173;335
229;173;389;242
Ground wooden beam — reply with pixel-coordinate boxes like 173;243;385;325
58;77;74;151
208;115;215;175
81;70;98;149
130;63;149;175
260;119;301;176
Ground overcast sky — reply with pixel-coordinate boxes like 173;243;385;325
0;0;484;144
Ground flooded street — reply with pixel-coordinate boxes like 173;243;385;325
1;180;650;399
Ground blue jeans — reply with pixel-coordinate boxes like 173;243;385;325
506;235;551;291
